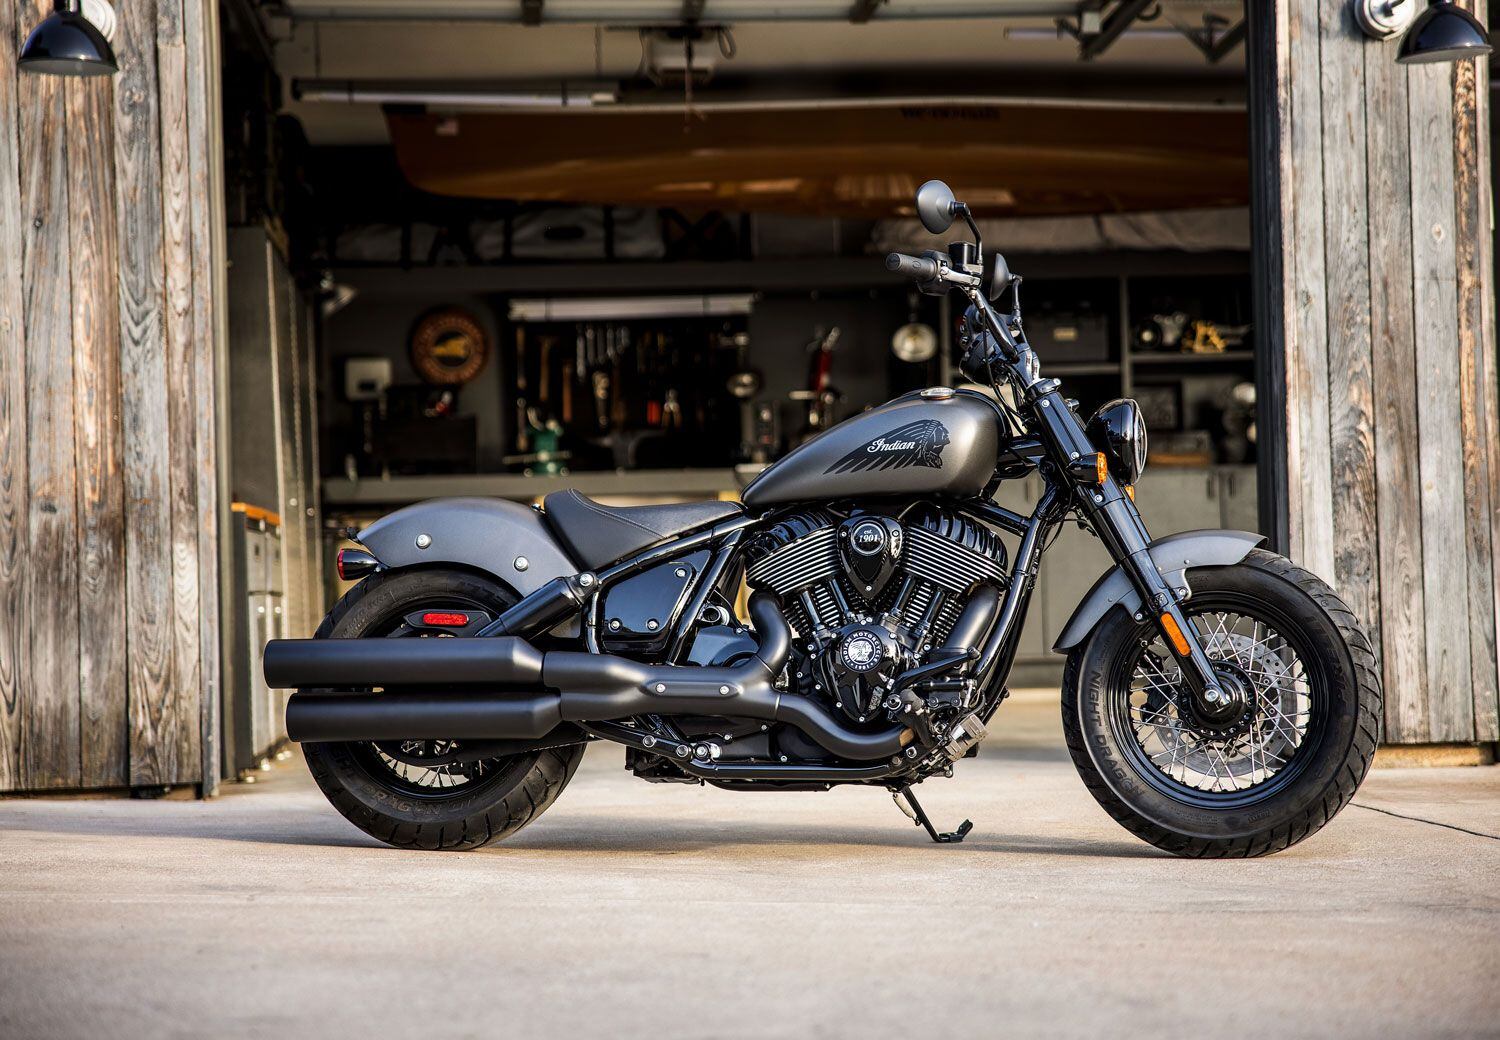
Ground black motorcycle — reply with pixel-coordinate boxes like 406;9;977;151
265;181;1382;857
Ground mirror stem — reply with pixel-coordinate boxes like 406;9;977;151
955;202;982;257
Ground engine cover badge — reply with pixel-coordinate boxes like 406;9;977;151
838;516;904;601
839;627;888;673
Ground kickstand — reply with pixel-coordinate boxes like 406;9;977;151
892;786;974;844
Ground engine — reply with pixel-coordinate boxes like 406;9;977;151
744;506;1007;726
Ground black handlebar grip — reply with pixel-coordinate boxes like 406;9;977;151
886;252;939;280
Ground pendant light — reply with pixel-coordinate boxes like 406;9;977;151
19;0;117;78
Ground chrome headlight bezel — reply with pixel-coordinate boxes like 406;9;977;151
1086;399;1148;485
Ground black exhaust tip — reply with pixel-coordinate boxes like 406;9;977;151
286;690;562;743
264;635;544;690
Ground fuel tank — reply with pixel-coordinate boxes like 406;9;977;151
741;390;1001;508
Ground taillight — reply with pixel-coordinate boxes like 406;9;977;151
420;612;470;628
336;548;379;581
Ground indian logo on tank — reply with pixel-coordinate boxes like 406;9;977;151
824;419;950;474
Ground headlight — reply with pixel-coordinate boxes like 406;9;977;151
1086;399;1148;484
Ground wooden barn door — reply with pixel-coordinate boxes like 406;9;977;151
1248;0;1500;746
0;0;226;792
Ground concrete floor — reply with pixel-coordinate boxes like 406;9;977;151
1;690;1497;1040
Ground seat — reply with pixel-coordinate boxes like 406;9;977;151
542;490;743;570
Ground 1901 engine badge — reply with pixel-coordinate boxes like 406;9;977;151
839;629;886;673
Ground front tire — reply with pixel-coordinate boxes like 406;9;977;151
1062;549;1381;858
302;568;586;851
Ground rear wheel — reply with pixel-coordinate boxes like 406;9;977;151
302;568;586;851
1062;550;1381;858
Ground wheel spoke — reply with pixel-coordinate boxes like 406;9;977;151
1124;606;1318;801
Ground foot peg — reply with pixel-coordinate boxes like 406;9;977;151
893;785;973;844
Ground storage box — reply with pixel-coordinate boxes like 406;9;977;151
1026;312;1110;362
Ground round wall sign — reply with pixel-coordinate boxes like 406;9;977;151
410;308;489;385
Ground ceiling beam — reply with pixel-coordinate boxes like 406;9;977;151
276;3;1091;24
1079;0;1157;61
849;0;887;25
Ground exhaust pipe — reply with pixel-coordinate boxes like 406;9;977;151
264;635;543;689
270;595;907;761
287;690;562;742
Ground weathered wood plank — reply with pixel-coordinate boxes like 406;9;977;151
183;0;225;792
1472;0;1500;743
157;0;203;782
1449;32;1500;742
0;0;32;791
1320;2;1378;647
1407;61;1474;742
114;0;179;786
18;2;82;788
1364;35;1429;742
68;69;128;787
1285;0;1334;579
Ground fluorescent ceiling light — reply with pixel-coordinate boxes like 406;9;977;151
508;294;755;322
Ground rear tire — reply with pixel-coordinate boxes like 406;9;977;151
302;568;586;851
1061;550;1381;858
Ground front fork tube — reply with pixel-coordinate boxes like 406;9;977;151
1029;386;1227;708
1076;483;1226;706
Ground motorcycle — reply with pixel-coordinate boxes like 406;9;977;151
264;181;1382;857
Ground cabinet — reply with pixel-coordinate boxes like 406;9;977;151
225;516;287;776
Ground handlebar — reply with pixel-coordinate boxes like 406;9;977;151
885;252;939;280
884;242;1035;387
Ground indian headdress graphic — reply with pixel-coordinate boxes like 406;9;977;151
823;420;950;474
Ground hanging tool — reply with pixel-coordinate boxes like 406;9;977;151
592;369;611;431
515;327;530;453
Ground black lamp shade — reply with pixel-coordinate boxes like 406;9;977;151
18;4;117;77
1397;1;1493;64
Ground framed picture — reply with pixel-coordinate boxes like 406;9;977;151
1134;383;1181;431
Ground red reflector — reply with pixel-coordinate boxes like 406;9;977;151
420;612;471;628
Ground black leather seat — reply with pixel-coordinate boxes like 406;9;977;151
542;490;743;570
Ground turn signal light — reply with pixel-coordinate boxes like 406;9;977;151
1067;452;1109;485
1160;612;1191;657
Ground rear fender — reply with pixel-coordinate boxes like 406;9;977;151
356;497;578;597
1051;529;1266;654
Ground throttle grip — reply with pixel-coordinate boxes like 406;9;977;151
885;252;939;280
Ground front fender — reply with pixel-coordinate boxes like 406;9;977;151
1051;529;1266;654
357;497;578;597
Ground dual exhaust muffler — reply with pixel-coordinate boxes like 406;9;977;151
264;594;909;762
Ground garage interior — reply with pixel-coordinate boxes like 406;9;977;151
215;0;1259;778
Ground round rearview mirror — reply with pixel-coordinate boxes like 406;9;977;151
987;252;1014;301
915;180;958;235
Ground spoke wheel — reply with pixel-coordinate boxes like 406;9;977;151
301;567;586;851
1113;601;1325;809
347;593;510;798
1062;550;1382;858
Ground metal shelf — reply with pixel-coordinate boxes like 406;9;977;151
1044;361;1121;376
1129;350;1254;366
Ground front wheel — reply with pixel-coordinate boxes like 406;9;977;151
1062;549;1382;857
